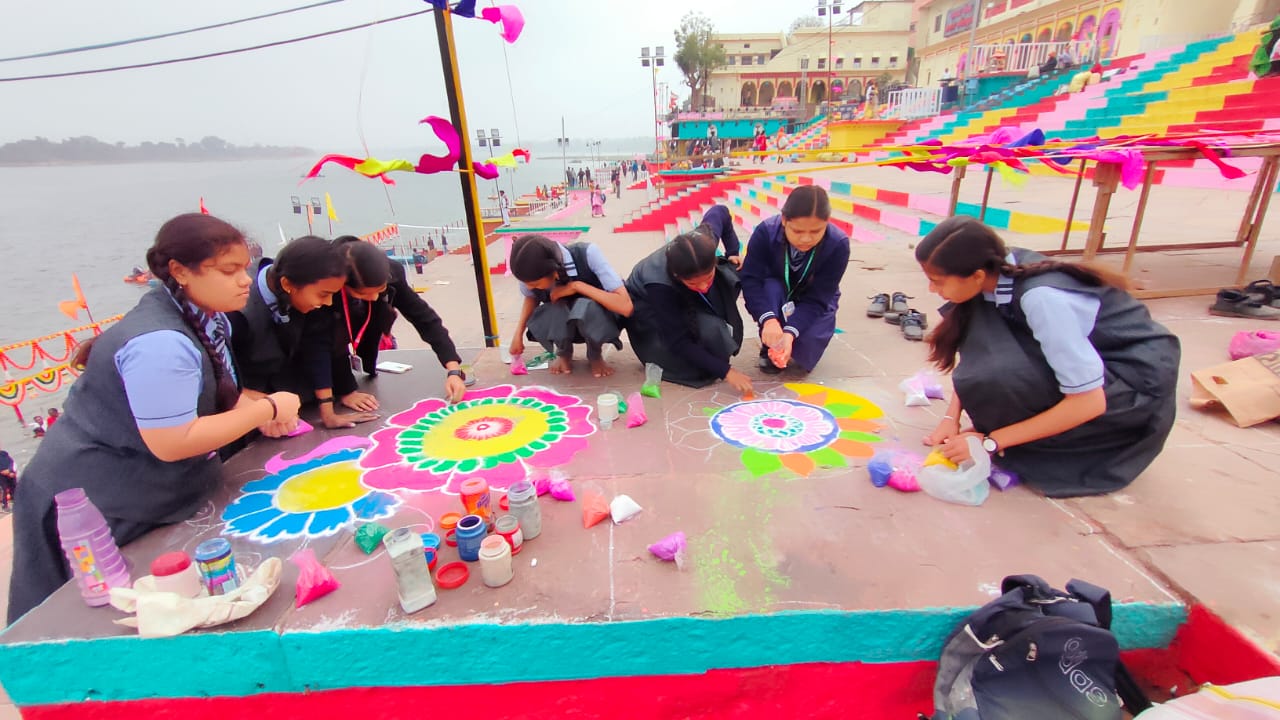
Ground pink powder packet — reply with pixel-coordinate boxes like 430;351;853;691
648;532;688;570
510;354;528;375
291;548;340;607
534;477;551;496
286;419;314;438
625;392;647;428
549;478;575;501
887;469;921;492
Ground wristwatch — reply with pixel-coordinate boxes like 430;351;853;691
447;369;466;380
981;435;1000;455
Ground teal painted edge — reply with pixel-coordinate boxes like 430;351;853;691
0;629;289;706
0;604;1184;706
491;226;590;234
830;181;852;196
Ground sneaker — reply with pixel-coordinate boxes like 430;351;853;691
1209;289;1280;320
866;293;890;318
1243;279;1280;308
900;309;928;341
883;292;914;324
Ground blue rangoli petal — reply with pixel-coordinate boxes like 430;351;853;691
221;492;274;521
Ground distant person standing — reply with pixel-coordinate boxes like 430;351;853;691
45;408;60;428
30;416;46;439
499;190;511;226
441;235;449;254
0;446;16;512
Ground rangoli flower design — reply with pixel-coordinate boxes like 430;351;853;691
222;436;400;542
360;384;595;493
709;382;883;477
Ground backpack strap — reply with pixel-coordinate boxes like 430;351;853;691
1066;579;1152;716
1000;574;1054;598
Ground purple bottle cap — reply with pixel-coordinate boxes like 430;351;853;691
194;538;232;562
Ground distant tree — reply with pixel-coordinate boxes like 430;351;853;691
789;16;824;35
673;12;726;112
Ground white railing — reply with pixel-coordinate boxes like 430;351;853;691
884;87;943;119
966;40;1095;77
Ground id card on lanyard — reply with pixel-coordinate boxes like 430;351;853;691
342;289;373;374
782;248;815;322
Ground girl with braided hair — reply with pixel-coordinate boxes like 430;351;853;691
916;216;1180;497
8;214;301;624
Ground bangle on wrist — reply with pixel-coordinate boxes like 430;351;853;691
317;397;335;404
943;414;957;421
262;396;278;421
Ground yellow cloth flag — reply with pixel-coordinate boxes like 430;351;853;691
324;193;340;222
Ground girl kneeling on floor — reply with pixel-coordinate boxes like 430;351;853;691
919;216;1181;497
624;231;751;394
508;234;633;378
7;214;302;623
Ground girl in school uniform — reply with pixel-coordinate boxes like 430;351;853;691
508;234;633;378
918;216;1181;497
740;185;851;374
7;214;302;623
228;236;376;431
624;231;751;394
326;237;467;405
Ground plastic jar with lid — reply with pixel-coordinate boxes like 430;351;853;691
478;535;513;588
506;480;542;540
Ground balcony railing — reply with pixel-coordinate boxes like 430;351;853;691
965;40;1096;77
884;87;943;120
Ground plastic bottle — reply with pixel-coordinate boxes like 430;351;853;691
455;514;488;562
505;480;542;540
383;527;437;613
459;478;493;530
54;488;131;607
478;535;513;588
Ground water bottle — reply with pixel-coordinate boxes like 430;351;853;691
55;488;131;606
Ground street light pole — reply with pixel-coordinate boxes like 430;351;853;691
817;1;842;103
557;117;569;192
963;0;987;81
639;46;665;157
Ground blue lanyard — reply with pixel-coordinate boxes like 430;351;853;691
783;248;816;299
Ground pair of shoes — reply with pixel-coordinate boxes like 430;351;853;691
758;352;783;374
883;292;914;324
899;309;928;341
1210;288;1280;320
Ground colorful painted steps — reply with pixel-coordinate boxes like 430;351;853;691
616;181;745;233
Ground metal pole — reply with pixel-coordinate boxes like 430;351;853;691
559;116;568;192
964;0;984;81
433;7;499;348
651;64;660;157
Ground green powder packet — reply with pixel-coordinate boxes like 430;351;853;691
354;522;391;554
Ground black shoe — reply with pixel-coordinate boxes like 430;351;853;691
758;353;783;374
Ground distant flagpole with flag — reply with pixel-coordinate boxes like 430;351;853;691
199;197;210;215
324;192;339;235
58;273;94;322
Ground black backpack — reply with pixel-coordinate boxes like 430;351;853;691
924;575;1151;720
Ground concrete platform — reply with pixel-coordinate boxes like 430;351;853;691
1;161;1277;718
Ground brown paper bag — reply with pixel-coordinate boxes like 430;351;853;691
1189;350;1280;427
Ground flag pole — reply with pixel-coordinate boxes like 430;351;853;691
434;5;500;348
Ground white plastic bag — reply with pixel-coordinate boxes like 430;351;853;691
898;376;930;406
917;436;991;506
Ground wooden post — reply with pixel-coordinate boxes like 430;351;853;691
1083;161;1122;261
1121;162;1158;274
1235;156;1280;285
434;6;500;347
1061;158;1087;250
948;164;968;216
979;166;994;221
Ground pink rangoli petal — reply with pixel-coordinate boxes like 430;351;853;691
361;463;449;493
387;399;447;428
561;405;597;436
527;435;589;468
463;384;519;402
359;426;411;469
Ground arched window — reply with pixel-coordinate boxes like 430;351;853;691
1055;22;1073;42
848;79;864;101
811;80;826;104
778;81;794;99
759;81;776;106
1037;27;1052;43
740;82;757;107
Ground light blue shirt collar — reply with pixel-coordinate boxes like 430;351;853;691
257;264;290;324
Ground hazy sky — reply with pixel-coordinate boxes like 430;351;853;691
0;0;810;150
